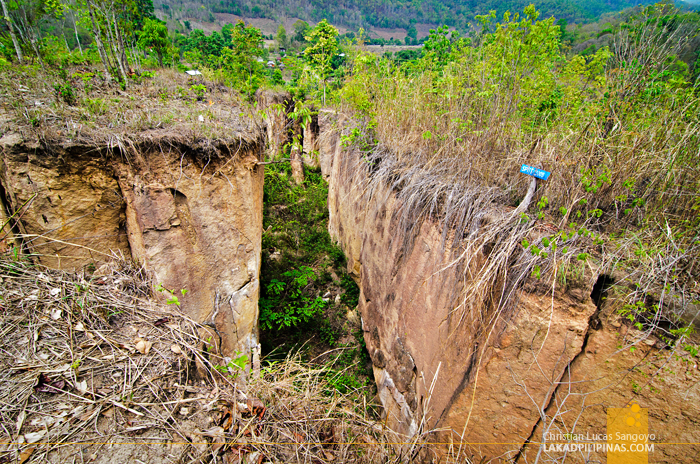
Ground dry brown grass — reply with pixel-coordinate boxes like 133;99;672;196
336;9;700;337
0;66;264;149
0;253;225;463
0;254;450;463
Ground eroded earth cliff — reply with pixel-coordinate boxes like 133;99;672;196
316;110;700;463
0;127;265;362
2;89;699;462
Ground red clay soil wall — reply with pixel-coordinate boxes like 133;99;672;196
317;111;700;462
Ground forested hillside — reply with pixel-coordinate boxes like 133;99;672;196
155;0;657;32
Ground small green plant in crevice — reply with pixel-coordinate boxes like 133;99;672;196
214;350;249;379
259;266;327;330
155;283;188;306
54;82;76;105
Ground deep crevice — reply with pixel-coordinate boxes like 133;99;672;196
589;274;614;330
0;178;30;256
591;274;614;310
515;275;613;462
436;345;479;426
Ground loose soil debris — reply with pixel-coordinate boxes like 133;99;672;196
0;256;437;463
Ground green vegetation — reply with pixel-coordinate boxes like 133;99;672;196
4;0;700;422
138;17;170;67
331;3;700;347
303;19;339;104
213;350;249;379
53;81;75;105
260;265;328;330
180;20;267;97
259;162;371;392
154;0;667;35
155;283;188;306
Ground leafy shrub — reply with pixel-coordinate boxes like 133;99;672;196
54;83;76;105
270;68;284;86
259;266;327;330
190;83;206;100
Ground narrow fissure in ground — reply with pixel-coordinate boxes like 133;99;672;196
258;162;376;400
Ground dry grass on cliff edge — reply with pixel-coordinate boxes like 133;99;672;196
0;66;264;149
336;11;700;344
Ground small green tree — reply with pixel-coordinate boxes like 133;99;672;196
292;19;310;45
276;23;287;49
304;19;338;104
138;17;169;67
406;22;417;44
421;25;462;70
220;21;264;98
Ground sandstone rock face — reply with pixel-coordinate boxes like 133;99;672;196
112;143;264;357
320;113;501;438
301;111;320;169
0;133;265;360
520;321;700;463
256;90;291;161
0;134;130;268
318;112;700;462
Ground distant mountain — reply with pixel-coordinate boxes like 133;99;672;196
156;0;657;33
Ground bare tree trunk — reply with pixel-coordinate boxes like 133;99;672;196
129;44;141;73
290;118;304;184
62;22;71;51
115;14;130;70
86;0;112;82
20;9;43;69
28;28;44;68
13;15;26;42
106;10;128;86
0;0;22;63
290;142;304;185
71;11;83;56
